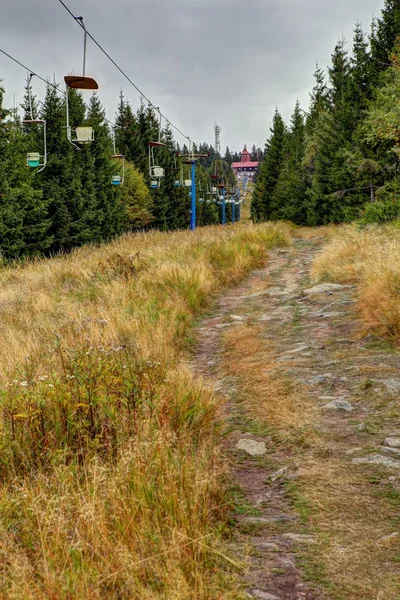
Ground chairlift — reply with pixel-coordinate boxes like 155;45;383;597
110;128;125;186
198;181;204;202
148;109;165;190
64;17;98;149
23;74;47;172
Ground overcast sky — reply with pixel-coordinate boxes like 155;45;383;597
1;0;385;152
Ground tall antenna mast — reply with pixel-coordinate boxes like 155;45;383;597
214;122;222;156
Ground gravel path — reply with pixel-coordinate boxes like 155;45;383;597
193;237;400;599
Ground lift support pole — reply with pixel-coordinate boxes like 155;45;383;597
180;151;209;232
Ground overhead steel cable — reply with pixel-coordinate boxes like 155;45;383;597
57;0;193;145
0;48;64;95
0;47;126;133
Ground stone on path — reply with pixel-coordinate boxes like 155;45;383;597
257;542;280;551
269;467;289;482
304;283;348;295
249;590;281;600
230;314;244;321
236;439;267;457
385;437;400;448
378;378;400;393
322;399;354;412
352;454;400;469
379;532;400;542
282;345;310;355
308;374;332;384
282;533;317;544
381;446;400;456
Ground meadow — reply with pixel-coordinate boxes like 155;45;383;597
0;222;291;599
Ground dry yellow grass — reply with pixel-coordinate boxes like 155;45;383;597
221;325;317;448
311;224;400;341
0;222;292;599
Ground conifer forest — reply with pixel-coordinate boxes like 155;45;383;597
251;0;400;227
0;86;237;260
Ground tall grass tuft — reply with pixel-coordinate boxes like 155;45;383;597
0;222;290;598
311;224;400;341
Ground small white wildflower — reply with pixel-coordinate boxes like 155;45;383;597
20;381;28;388
38;375;48;381
48;384;54;388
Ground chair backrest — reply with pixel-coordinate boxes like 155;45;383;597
75;127;94;143
152;166;165;178
185;180;192;188
27;152;40;167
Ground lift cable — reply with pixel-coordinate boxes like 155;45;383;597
57;0;193;146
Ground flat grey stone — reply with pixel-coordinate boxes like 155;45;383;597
380;532;400;542
304;283;348;295
346;447;363;455
282;533;316;544
357;423;366;431
352;454;400;469
322;399;354;412
270;467;289;482
282;345;310;354
377;378;400;393
236;439;267;456
242;515;297;524
381;447;400;456
215;323;231;329
249;591;281;600
229;314;244;321
385;437;400;448
308;374;332;384
257;542;280;551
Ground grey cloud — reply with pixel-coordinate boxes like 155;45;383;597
1;0;385;150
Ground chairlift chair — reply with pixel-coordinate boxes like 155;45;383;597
111;154;125;186
64;17;98;149
65;76;98;148
173;153;181;187
24;74;47;172
148;109;166;190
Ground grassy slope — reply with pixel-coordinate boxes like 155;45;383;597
0;223;291;599
312;223;400;341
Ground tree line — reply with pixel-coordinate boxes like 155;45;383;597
251;0;400;226
0;81;236;260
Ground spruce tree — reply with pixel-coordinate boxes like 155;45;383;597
370;0;400;76
0;83;25;258
87;93;127;240
270;100;306;223
251;109;286;222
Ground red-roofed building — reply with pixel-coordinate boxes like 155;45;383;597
232;145;259;179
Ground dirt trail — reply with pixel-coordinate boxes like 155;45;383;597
193;237;400;599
